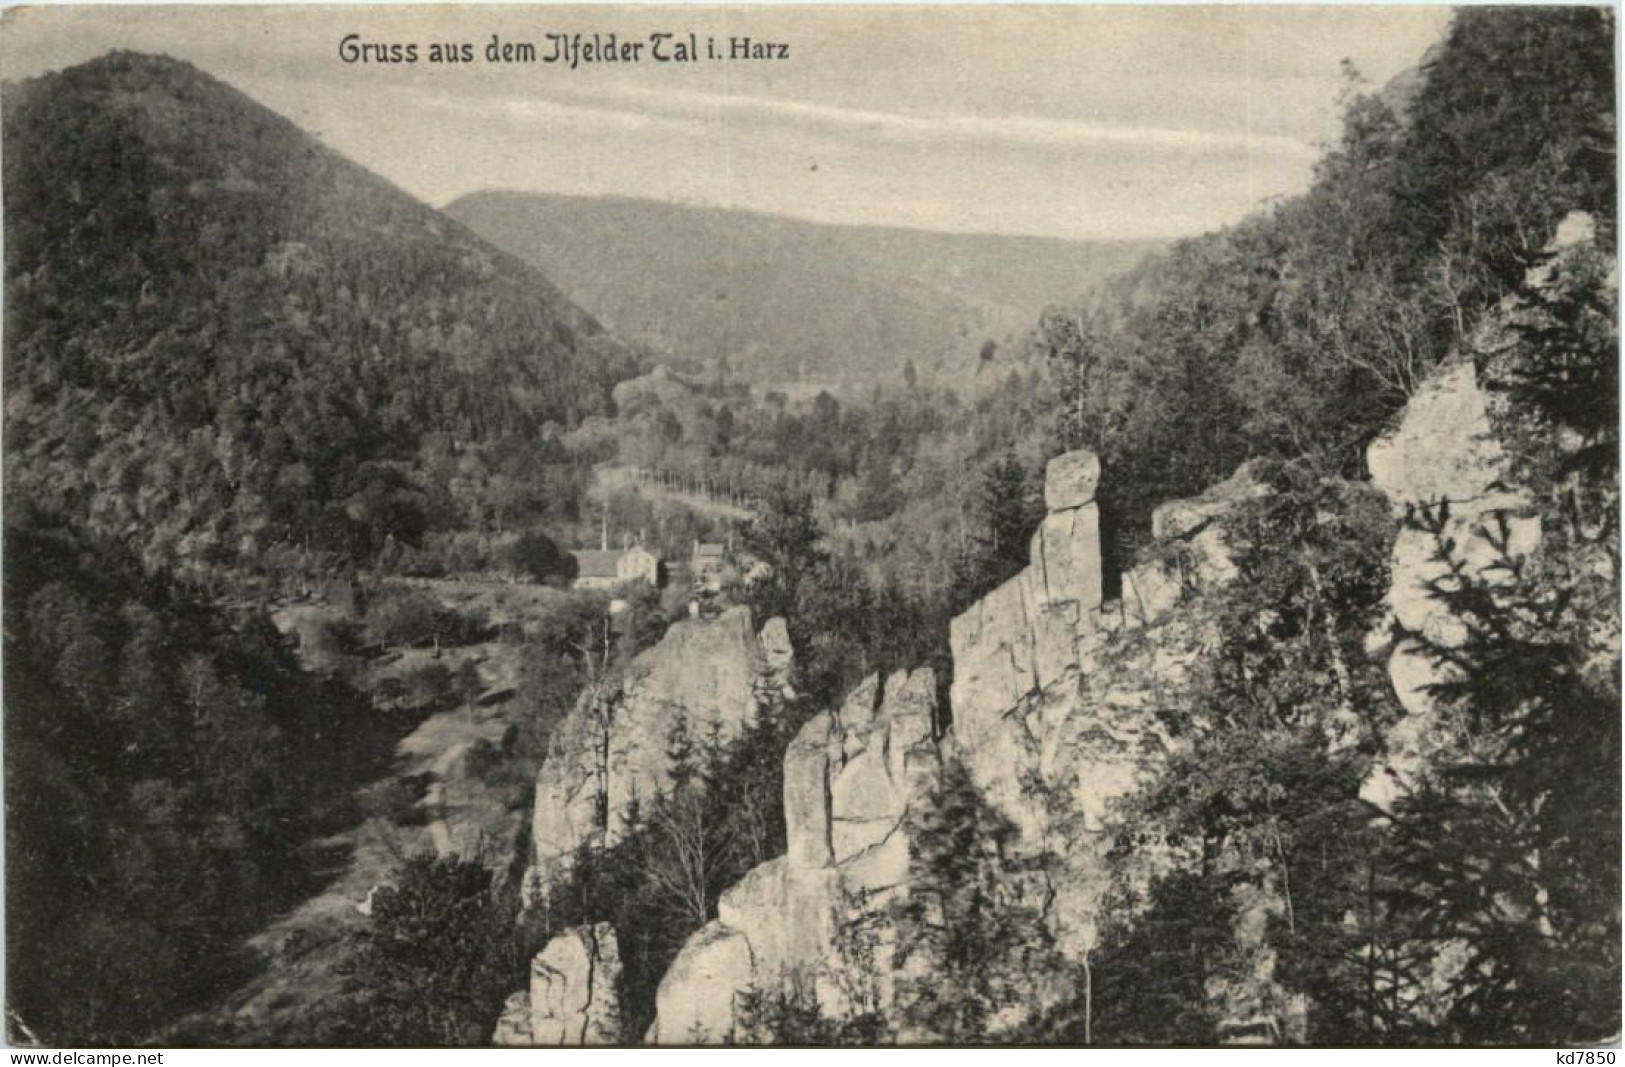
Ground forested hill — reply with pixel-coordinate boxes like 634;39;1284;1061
1033;7;1616;579
445;190;1157;389
2;51;642;579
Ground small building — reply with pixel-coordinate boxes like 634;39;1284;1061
572;544;662;591
690;541;729;597
619;544;660;586
693;541;728;578
572;550;623;590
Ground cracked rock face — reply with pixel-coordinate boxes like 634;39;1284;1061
946;451;1249;954
1364;216;1603;771
647;450;1282;1041
948;450;1104;735
647;668;941;1043
493;923;622;1046
646;922;757;1044
528;606;793;893
1362;357;1535;811
1351;214;1604;1022
627;339;1571;1042
1359;205;1604;811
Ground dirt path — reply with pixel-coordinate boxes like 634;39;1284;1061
188;588;548;1043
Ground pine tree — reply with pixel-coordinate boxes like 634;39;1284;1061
892;759;1070;1043
1384;504;1619;1044
1378;220;1620;1045
1084;464;1410;1045
338;855;518;1046
949;451;1042;612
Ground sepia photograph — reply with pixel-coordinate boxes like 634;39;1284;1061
0;2;1618;1050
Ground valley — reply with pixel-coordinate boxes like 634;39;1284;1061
177;582;568;1045
2;8;1618;1050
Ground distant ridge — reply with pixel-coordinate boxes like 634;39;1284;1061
446;190;1159;389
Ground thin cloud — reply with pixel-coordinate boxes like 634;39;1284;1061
0;6;1445;241
530;81;1323;161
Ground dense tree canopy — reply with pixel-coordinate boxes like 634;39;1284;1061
2;7;1616;1048
1041;7;1615;576
3;52;640;582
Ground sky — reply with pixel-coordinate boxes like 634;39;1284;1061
1;4;1454;241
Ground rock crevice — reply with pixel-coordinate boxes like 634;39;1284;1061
493;922;623;1046
648;448;1255;1040
527;605;794;894
647;667;941;1043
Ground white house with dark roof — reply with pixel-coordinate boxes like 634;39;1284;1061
572;543;661;590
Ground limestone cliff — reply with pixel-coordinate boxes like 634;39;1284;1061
540;257;1590;1040
644;450;1270;1041
646;668;941;1043
1362;212;1606;811
1361;357;1537;809
500;607;792;1046
952;454;1276;954
527;606;794;893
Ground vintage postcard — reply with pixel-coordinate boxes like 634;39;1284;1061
1;3;1617;1051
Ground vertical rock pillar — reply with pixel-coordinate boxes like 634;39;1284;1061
949;449;1104;749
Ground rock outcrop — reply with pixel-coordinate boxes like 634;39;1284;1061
948;451;1103;730
950;456;1267;953
1359;211;1606;810
528;606;793;892
647;450;1270;1040
1361;357;1537;809
646;668;941;1043
561;326;1564;1042
493;923;622;1046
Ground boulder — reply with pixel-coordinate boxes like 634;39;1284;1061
493;923;622;1046
646;923;754;1044
1044;449;1101;511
